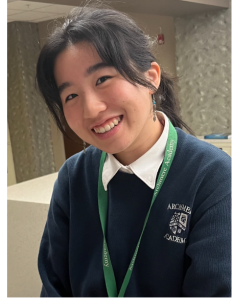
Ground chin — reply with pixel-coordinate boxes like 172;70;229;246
96;142;130;155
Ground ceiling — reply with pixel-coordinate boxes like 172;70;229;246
7;0;230;23
7;1;76;23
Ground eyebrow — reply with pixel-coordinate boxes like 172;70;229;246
58;82;73;95
85;62;112;77
57;62;112;95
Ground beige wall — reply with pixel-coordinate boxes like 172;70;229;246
174;4;231;135
129;12;176;76
37;12;177;167
8;22;56;182
8;200;49;297
7;172;58;297
38;12;176;75
7;123;16;186
37;21;66;172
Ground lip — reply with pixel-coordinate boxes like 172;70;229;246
91;115;122;129
92;116;123;140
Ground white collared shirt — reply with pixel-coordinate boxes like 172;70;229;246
102;112;169;191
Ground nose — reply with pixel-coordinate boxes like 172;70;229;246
82;92;107;119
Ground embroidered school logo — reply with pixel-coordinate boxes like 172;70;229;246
169;212;188;234
164;203;191;244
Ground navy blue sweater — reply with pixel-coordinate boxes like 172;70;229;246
38;128;231;297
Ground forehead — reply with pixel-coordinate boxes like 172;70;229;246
54;42;102;82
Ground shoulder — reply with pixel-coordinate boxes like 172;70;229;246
58;145;102;183
52;146;102;204
174;128;231;213
175;128;231;171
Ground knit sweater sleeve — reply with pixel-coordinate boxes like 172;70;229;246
182;195;231;296
38;162;72;297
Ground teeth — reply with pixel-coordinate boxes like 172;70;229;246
93;116;121;133
99;127;105;133
105;124;111;132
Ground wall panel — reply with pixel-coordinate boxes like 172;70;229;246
174;6;231;135
7;22;55;183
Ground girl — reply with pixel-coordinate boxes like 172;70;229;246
36;4;231;297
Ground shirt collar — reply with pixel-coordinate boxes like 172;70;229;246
102;112;169;191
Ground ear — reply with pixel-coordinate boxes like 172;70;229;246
146;62;161;95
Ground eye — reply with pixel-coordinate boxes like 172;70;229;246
65;93;78;103
96;76;111;86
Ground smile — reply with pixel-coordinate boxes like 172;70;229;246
92;116;122;134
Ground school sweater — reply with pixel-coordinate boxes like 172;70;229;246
38;128;231;297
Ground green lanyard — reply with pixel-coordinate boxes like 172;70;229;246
98;120;177;297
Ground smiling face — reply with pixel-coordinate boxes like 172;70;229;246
54;42;162;164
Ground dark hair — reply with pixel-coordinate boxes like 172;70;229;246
36;3;194;137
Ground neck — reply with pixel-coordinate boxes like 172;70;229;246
114;116;164;165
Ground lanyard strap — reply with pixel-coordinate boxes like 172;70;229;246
98;120;177;297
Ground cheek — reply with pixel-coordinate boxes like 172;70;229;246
63;106;82;131
110;84;137;110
